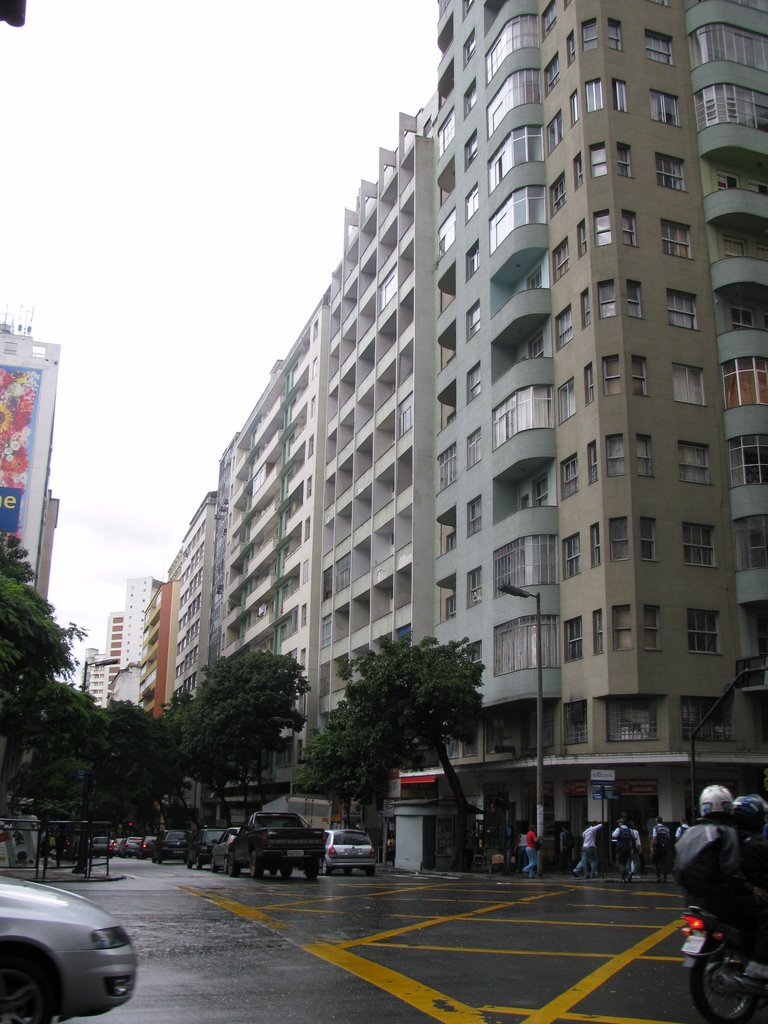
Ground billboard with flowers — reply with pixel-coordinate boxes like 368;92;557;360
0;364;42;537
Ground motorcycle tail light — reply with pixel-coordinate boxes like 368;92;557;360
713;932;724;940
684;914;706;931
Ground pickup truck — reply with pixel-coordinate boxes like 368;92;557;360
226;812;326;880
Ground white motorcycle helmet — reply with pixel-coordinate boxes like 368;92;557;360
699;785;734;818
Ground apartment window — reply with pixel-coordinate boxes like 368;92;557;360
438;209;457;255
690;24;768;72
728;435;768;486
608;20;622;50
489;185;546;253
643;606;661;650
533;475;548;506
688;609;719;654
527;269;542;289
613;79;628;112
584;363;595;403
438;443;457;489
487;125;543;192
640;516;656;559
565;699;588;742
493;386;553;447
679;442;711;484
718;171;739;190
464;80;477;115
656;153;685;189
627;281;643;319
668;290;697;329
603;355;621;395
556;306;573;348
673;363;705;405
661;220;691;258
565;617;583;661
582;19;598;51
735;516;768;569
723;236;746;257
722;357;768;409
563;534;581;577
547;111;564;153
553;238;569;279
321;614;332;648
467;363;482;402
594;210;612;247
467;301;481;338
684;523;715;566
573;152;584;188
561;455;579;499
486;17;539;81
617;143;632;177
465;132;478;167
570;89;580;125
467;428;482;468
550;173;566;214
611;607;633;652
468;567;482;606
608;698;658;739
610;518;629;562
590;143;608;177
542;1;556;37
335;553;351;591
598;281;616;318
588;441;598;484
399;396;413;436
380;267;398;307
646;31;673;64
577;221;587;257
463;29;476;64
545;54;560;94
622;211;637;246
593;609;604;654
632;356;648;396
731;306;754;330
567;31;576;64
487;70;541;134
606;435;625;477
493;534;557;591
467;496;483;535
585;79;604;112
558;378;576;423
650;90;680;125
438;110;455;156
637;435;653;475
682;696;733;742
465;184;479;221
445;595;457;620
466;240;480;279
590;522;601;566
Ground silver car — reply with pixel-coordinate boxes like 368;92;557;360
210;826;240;873
0;875;137;1023
322;829;377;876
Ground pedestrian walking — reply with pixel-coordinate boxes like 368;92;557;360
575;821;602;879
559;823;574;873
612;819;636;882
651;816;671;881
523;825;539;878
675;818;690;842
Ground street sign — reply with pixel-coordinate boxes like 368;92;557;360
590;769;616;784
592;786;620;800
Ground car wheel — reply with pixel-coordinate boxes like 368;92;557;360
226;852;240;877
304;860;320;880
280;866;293;879
186;858;193;869
365;866;375;876
196;858;203;870
248;851;265;879
323;861;333;875
211;857;219;874
0;956;55;1024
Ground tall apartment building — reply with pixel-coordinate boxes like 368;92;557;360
0;324;60;595
224;299;330;777
429;0;768;832
174;491;217;696
208;436;238;667
139;579;179;718
318;107;439;716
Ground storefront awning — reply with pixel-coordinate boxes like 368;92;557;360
401;775;437;785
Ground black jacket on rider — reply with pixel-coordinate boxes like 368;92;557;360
676;820;759;913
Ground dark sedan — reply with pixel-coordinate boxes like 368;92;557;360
152;830;188;863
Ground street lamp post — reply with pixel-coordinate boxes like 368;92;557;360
499;583;544;877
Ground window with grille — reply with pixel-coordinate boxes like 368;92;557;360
608;698;657;740
493;535;557;591
681;695;733;741
728;435;768;486
565;700;588;742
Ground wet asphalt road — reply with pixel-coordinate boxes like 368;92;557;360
38;857;768;1024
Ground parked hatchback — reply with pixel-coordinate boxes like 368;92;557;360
322;829;376;876
186;827;227;869
210;827;240;874
152;830;188;863
0;874;136;1022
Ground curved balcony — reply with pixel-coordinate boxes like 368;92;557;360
711;256;768;293
736;566;768;606
723;404;768;442
482;665;560;706
490;355;554;405
704;187;768;234
489;222;548;286
490;286;551;346
717;328;768;363
697;120;768;163
686;2;767;37
728;482;768;522
491;426;555;478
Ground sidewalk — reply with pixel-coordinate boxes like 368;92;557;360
1;864;127;884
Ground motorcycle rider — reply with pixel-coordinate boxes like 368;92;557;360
731;793;768;980
675;786;768;979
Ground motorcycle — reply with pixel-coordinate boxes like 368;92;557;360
682;906;768;1023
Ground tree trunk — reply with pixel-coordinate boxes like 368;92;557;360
435;742;470;872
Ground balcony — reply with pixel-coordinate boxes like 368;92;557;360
704;187;768;234
711;255;768;293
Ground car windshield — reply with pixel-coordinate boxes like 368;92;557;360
204;830;225;841
334;832;371;846
165;831;186;840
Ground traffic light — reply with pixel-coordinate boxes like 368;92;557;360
0;1;25;27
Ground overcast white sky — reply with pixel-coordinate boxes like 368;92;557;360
0;1;438;671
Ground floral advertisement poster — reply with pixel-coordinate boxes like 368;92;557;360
0;365;42;537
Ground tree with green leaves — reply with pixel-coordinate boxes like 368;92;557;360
183;651;308;820
339;635;484;871
294;700;391;825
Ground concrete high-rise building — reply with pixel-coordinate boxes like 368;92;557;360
121;577;163;669
139;579;179;718
428;0;768;833
0;323;60;595
174;491;217;696
209;436;238;667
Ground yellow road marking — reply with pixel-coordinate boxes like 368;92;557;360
305;941;488;1024
517;919;682;1024
483;1009;681;1024
179;886;286;929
